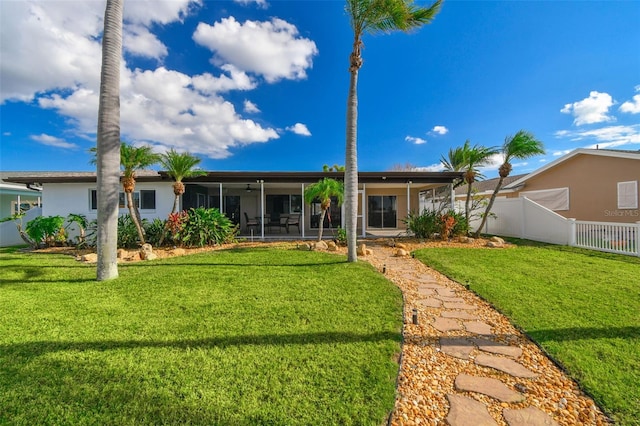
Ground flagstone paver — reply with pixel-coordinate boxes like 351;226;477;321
446;394;498;426
417;298;442;308
475;353;537;378
455;373;525;403
441;310;480;320
439;337;474;360
503;406;560;426
464;320;493;335
442;301;476;310
432;317;464;332
471;337;524;358
357;240;609;426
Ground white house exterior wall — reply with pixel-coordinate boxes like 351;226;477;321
42;182;175;220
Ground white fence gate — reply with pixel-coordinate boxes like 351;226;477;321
475;197;639;257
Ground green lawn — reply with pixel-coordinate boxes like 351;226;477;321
413;240;640;426
0;246;403;425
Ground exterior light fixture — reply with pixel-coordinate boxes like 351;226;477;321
246;184;252;192
412;308;418;325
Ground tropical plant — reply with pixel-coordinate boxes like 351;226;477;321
304;178;344;241
144;218;167;247
323;164;345;172
117;214;146;249
343;0;442;261
335;226;348;246
441;140;497;229
176;207;238;247
474;130;544;237
66;213;89;248
403;209;440;238
95;0;123;281
120;142;160;244
159;149;207;214
25;216;66;248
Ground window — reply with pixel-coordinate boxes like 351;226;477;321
368;195;397;228
90;189;156;210
618;181;638;209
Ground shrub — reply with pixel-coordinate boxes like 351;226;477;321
403;209;440;238
335;226;347;246
118;214;146;248
176;207;238;247
25;215;66;247
447;210;469;237
144;218;166;247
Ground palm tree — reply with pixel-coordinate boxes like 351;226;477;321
120;143;160;244
95;0;123;281
304;178;344;241
441;140;497;227
344;0;442;262
474;130;544;237
159;149;207;214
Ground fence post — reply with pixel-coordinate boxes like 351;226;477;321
568;218;576;247
636;221;640;257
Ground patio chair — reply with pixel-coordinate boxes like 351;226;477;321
286;214;301;233
244;212;260;233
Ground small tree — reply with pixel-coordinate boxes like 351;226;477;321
474;130;544;237
159;149;207;214
304;178;344;241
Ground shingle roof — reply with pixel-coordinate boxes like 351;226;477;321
455;174;527;195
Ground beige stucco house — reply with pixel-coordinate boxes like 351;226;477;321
453;148;640;224
503;149;640;223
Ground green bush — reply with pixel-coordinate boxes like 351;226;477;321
117;214;146;248
447;209;469;237
25;216;66;247
144;218;166;247
177;207;238;247
403;209;440;238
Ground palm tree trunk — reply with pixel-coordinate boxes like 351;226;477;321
473;176;504;238
345;59;359;262
126;190;146;244
464;183;472;230
96;0;123;281
318;209;327;241
171;195;180;215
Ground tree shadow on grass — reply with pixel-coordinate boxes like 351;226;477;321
1;330;402;357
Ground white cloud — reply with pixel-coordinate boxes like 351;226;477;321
244;100;260;113
432;126;448;135
552;149;572;156
234;0;269;9
123;24;168;59
193;17;318;83
124;0;201;26
287;123;311;136
619;86;640;114
554;124;640;149
560;91;615;126
405;136;426;145
30;134;79;149
414;163;445;172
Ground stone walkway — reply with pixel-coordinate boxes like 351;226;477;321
361;241;611;426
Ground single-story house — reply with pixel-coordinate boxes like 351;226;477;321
0;172;42;219
4;170;463;239
451;149;640;224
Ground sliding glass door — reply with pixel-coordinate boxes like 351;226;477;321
368;195;397;228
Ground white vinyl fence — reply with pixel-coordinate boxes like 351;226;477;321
475;197;639;257
0;207;42;247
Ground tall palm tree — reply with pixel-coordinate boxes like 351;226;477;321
304;178;344;241
441;140;497;227
159;149;207;214
474;130;544;237
120;142;160;244
344;0;442;262
96;0;123;281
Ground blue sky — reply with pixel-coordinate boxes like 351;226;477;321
1;0;639;178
